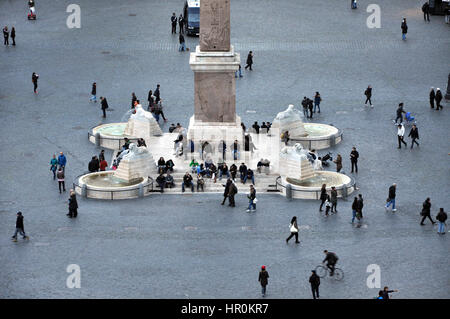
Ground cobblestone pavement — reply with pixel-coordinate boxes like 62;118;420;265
0;0;449;298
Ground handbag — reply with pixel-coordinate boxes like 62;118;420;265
253;198;258;203
290;223;298;233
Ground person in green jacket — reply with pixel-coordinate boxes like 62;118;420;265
50;154;58;180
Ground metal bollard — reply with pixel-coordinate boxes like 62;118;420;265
138;184;144;198
330;134;336;147
342;184;348;199
285;183;292;200
95;133;101;147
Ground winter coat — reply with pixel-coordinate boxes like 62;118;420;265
309;273;320;287
246;53;253;65
320;188;327;201
408;127;419;139
16;215;24;229
435;90;442;103
330;190;337;204
350;150;359;162
228;183;238;196
258;270;269;286
50;158;58;171
69;194;78;210
422;200;431;215
436;211;447;223
388;186;396;200
401;21;408;34
91;84;96;95
429;90;435;101
248;188;256;200
101;98;109;110
57;170;65;181
397;125;405;137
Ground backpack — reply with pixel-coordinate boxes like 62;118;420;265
422;3;426;12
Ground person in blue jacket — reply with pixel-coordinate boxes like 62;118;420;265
58;152;67;171
50;154;58;179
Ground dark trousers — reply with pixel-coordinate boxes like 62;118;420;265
327;263;336;275
286;232;299;243
351;160;358;173
33;82;38;92
4;36;8;45
222;195;229;205
319;199;326;211
58;181;65;193
411;138;419;148
171;24;176;34
398;135;407;148
308;108;313;118
365;97;372;105
311;286;320;299
197;183;204;191
430;99;434;108
245;63;252;70
436;100;442;110
179;24;184;33
102;108;106;117
52;169;56;179
11;36;15;45
424;12;430;21
421;214;434;224
229;194;235;207
395;114;403;123
331;202;337;212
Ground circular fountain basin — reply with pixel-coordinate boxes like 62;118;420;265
279;171;355;200
74;171;152;200
291;123;342;150
89;123;138;150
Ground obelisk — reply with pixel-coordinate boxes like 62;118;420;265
188;0;241;154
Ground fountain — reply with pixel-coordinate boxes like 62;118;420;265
277;143;355;199
272;104;342;150
89;105;162;150
74;143;157;199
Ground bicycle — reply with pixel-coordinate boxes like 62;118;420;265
315;264;344;281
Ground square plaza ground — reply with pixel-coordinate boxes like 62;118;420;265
0;0;449;298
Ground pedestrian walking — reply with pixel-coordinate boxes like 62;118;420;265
364;85;373;107
356;194;364;219
408;124;419;149
435;88;443;110
429;87;435;108
309;270;321;299
154;84;161;103
319;184;327;211
395;103;406;124
32;72;39;94
57;167;66;193
351;196;358;223
100;96;108;118
90;82;97;102
50;154;58;179
58;151;67;171
401;18;408;40
11;27;15;46
420;197;435;225
314;92;322;113
436;208;447;234
11;212;29;242
3;26;9;45
179;33;186;51
422;2;430;22
258;266;269;297
350;147;359;173
228;180;238;207
397;124;407;149
67;190;78;218
286;216;300;244
330;186;338;213
171;13;177;34
244;51;253;70
246;185;257;212
221;178;232;205
235;64;243;78
333;154;342;172
147;90;154;111
385;183;397;212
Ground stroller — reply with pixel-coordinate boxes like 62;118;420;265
320;152;333;166
28;0;36;20
404;112;416;125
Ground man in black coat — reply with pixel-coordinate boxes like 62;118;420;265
420;197;435;225
364;85;372;106
68;191;78;218
178;14;184;33
171;13;177;34
221;178;232;205
12;212;29;241
408;124;419;148
244;51;253;70
258;266;269;297
309;270;321;299
385;183;397;212
228;181;238;207
154;84;161;103
395;103;406;123
3;26;9;45
322;250;338;276
435;88;443;110
100;96;108;117
422;2;430;22
350;147;359;173
307;98;314;119
88;156;98;172
429;87;435;108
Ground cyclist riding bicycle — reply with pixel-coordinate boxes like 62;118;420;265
322;250;339;276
